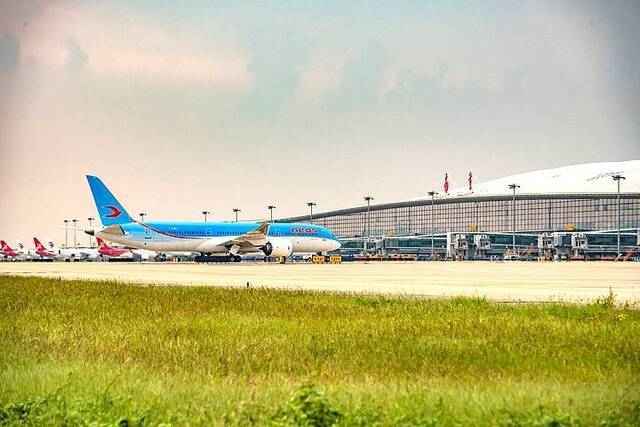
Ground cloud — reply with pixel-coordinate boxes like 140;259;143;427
64;37;87;71
385;68;446;110
6;4;250;86
0;33;20;73
236;26;309;119
385;66;526;114
324;41;389;113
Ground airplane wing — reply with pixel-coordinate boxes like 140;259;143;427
230;222;270;246
197;222;270;252
98;225;126;236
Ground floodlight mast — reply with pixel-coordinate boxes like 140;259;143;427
612;174;625;260
307;202;317;221
364;196;374;254
87;217;95;246
508;184;520;253
428;191;438;259
267;205;276;222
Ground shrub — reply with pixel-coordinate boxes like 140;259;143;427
271;384;342;426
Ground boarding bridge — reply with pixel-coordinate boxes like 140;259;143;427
552;233;573;260
447;233;469;260
473;234;491;258
571;233;588;259
537;233;554;261
337;231;639;261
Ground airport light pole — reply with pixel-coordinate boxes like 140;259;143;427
139;212;146;223
202;210;210;222
428;191;438;258
508;184;520;252
364;196;374;254
63;219;69;248
307;202;316;221
233;208;241;222
267;205;276;222
72;219;78;248
87;217;95;247
613;174;625;260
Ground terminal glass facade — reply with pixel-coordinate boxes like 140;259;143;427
282;194;640;238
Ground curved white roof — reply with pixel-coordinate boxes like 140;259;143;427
426;160;640;199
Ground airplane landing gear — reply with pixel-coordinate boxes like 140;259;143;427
194;254;242;263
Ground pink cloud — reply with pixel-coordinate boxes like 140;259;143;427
14;2;251;87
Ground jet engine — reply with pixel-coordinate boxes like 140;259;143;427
261;240;293;257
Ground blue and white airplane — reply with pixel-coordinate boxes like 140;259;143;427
85;176;340;261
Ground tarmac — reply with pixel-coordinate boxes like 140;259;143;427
2;261;639;303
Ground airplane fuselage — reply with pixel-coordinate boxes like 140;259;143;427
94;221;340;255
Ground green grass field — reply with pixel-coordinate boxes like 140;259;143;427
0;275;638;426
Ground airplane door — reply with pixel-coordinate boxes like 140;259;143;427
144;228;152;240
206;228;212;236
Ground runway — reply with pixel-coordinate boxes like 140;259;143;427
1;261;639;303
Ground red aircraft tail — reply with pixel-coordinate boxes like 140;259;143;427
96;237;109;250
33;237;46;252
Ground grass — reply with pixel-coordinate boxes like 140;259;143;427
0;275;638;425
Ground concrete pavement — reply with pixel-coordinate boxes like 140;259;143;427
1;261;639;303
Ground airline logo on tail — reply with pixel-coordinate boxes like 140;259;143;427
1;240;16;256
86;175;133;226
33;238;57;258
33;237;46;252
104;205;122;218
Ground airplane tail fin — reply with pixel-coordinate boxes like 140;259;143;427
46;238;60;252
0;240;9;251
86;175;134;226
96;237;109;249
33;237;46;251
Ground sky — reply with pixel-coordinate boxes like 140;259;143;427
1;0;639;245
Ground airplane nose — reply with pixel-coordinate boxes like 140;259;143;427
332;240;341;251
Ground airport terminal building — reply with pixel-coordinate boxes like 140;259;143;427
281;161;640;260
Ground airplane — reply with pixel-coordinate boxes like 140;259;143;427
45;239;100;261
96;238;175;261
1;240;26;260
33;237;57;259
15;241;30;257
131;248;159;261
96;237;134;260
85;175;341;261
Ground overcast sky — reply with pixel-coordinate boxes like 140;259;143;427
1;0;639;244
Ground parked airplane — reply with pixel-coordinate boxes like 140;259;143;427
45;239;99;261
33;237;57;258
96;237;133;259
96;237;174;261
1;240;26;259
85;175;341;261
15;241;30;257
